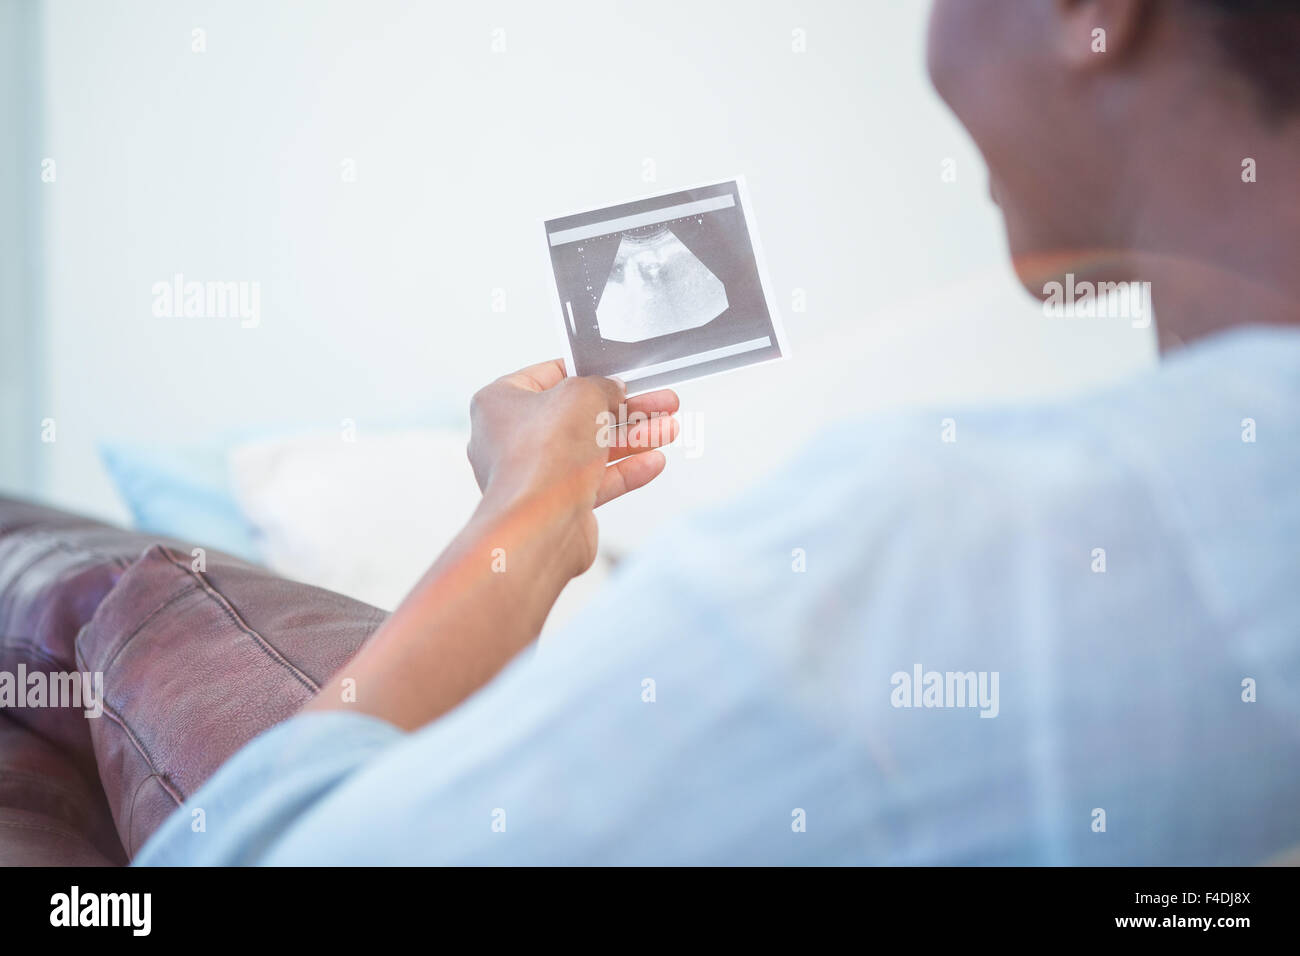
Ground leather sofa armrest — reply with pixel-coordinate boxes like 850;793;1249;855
76;544;387;857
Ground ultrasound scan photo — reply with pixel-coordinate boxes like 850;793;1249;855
544;179;786;391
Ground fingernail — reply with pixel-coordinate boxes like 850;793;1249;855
608;375;627;394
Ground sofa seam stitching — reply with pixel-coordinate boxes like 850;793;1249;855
0;537;132;585
89;698;185;808
91;583;199;677
156;545;320;693
0;637;65;670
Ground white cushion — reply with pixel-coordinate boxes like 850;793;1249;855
227;428;610;637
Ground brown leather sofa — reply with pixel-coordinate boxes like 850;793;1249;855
0;496;387;865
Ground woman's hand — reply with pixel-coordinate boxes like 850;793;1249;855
304;359;679;730
467;359;679;576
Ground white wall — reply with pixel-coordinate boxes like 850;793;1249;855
0;0;43;494
17;0;1154;543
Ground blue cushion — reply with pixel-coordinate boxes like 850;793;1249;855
99;441;260;561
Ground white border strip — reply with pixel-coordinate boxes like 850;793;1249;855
616;336;772;382
547;194;736;247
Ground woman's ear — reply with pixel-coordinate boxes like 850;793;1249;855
1055;0;1152;68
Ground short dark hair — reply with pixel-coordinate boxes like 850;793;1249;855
1198;0;1300;118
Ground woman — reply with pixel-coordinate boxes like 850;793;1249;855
140;0;1300;865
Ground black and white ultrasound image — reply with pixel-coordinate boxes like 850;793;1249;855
545;181;782;391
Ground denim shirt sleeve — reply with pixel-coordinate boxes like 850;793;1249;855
132;711;403;866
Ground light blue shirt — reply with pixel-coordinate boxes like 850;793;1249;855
136;326;1300;865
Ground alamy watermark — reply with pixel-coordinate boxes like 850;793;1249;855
50;886;150;936
0;666;104;718
151;273;261;328
890;663;1000;718
1043;272;1151;328
596;403;701;458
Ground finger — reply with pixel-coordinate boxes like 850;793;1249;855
607;413;679;461
624;388;679;418
504;359;567;392
580;374;627;412
595;449;667;508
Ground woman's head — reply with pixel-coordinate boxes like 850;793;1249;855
926;0;1300;297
